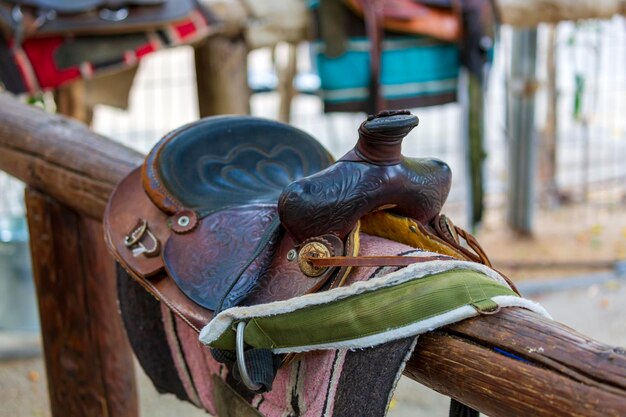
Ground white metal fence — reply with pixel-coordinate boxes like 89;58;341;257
0;18;624;230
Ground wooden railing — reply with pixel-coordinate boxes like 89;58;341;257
1;93;625;417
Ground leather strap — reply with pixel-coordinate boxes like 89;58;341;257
432;214;492;267
309;251;519;296
359;0;384;113
302;215;521;295
307;255;452;268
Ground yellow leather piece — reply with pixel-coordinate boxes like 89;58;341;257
360;211;468;260
335;221;361;287
350;222;361;260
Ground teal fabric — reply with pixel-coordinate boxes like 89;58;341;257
315;36;459;107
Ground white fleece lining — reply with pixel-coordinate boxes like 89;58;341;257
199;260;550;351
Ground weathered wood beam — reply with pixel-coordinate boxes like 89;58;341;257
1;93;625;416
194;35;250;117
497;0;625;27
54;80;93;125
26;188;138;417
275;43;298;123
407;308;626;417
0;93;142;219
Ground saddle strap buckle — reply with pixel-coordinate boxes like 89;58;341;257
124;219;161;258
99;7;130;22
235;321;263;392
471;299;501;315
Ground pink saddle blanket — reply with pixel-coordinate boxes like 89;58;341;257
160;234;422;417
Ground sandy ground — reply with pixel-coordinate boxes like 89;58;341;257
1;279;624;417
475;204;626;281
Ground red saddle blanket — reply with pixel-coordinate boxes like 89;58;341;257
0;8;212;94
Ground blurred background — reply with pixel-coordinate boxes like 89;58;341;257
0;1;624;416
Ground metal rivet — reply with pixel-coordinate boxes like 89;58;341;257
409;224;417;233
177;216;190;227
286;249;297;262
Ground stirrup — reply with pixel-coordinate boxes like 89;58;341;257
236;321;262;391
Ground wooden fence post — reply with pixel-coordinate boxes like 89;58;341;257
194;35;251;117
25;188;138;417
506;28;539;234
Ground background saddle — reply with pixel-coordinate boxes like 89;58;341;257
0;0;199;39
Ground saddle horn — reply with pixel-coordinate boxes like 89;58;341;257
278;109;452;244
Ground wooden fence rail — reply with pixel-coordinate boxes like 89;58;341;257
1;93;625;417
497;0;625;27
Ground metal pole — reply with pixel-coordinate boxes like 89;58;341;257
507;28;538;234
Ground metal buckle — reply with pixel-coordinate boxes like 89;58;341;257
477;305;501;315
124;219;160;258
99;7;129;22
236;321;262;392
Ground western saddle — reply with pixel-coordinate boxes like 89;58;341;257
104;110;517;399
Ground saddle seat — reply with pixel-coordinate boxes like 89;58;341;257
105;111;459;332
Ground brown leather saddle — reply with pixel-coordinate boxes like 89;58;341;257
0;0;199;40
105;111;516;417
105;110;516;399
104;110;464;331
